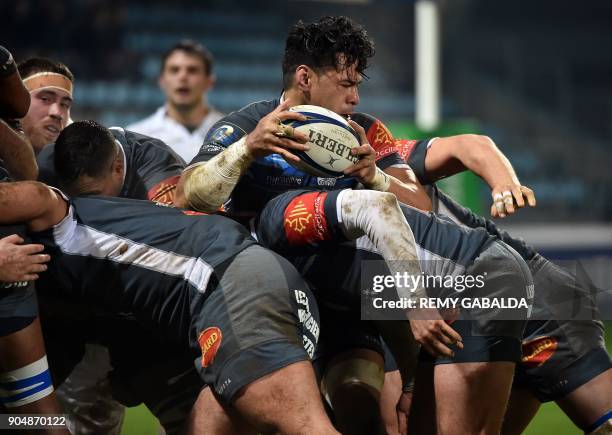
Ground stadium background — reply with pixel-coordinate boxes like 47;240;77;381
2;0;611;433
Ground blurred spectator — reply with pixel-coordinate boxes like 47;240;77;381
18;57;74;154
127;40;223;163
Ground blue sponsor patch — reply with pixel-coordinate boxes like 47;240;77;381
206;123;246;148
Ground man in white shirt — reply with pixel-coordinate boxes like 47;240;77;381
127;40;223;163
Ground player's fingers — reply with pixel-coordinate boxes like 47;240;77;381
19;273;39;282
343;159;372;176
351;144;376;158
438;322;462;344
269;145;301;163
275;136;310;152
1;234;24;244
502;190;515;214
30;253;50;264
348;119;368;144
512;186;525;208
520;186;537;207
20;244;46;255
490;203;498;218
493;198;506;218
27;263;48;273
429;338;454;358
277;110;307;123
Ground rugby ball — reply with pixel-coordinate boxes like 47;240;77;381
285;105;362;178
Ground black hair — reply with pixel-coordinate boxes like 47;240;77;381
282;16;375;89
17;57;74;81
161;39;214;75
54;120;116;192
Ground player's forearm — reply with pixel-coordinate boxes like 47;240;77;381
0;181;66;231
385;168;432;211
182;137;253;212
427;134;520;187
0;119;38;181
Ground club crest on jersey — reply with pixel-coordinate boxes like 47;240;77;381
367;121;400;159
521;336;557;368
207;123;245;147
198;327;222;367
285;200;312;234
148;175;180;205
283;192;331;245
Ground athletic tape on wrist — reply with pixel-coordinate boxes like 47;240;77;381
184;137;252;212
402;380;415;393
0;355;54;408
365;167;391;192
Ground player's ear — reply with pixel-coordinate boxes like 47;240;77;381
112;150;124;176
295;65;311;91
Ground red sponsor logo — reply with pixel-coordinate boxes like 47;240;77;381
521;336;557;368
367;121;395;158
284;192;330;246
198;327;222;368
148;175;181;205
394;139;418;161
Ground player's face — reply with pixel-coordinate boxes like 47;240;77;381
159;51;213;110
21;87;72;153
308;61;361;116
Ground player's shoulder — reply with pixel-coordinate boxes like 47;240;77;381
204;98;279;147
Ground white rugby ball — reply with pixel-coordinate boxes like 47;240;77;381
285;105;361;178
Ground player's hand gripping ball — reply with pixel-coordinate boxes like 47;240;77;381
281;105;361;178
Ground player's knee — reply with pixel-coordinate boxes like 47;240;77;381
0;355;54;408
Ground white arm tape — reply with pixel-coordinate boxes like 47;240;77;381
183;137;253;212
363;167;391;192
0;355;54;408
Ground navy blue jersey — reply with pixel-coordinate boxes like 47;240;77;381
38;128;184;204
257;189;497;277
32;196;256;338
191;99;405;216
431;186;537;261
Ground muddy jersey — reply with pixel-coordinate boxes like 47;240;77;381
191;98;405;216
37;128;184;204
32;196;256;339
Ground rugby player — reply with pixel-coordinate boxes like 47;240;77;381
0;46;63;431
391;138;612;435
18;57;73;154
177;15;536;434
127;40;224;164
36;121;189;433
0;179;335;435
39;122;184;204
